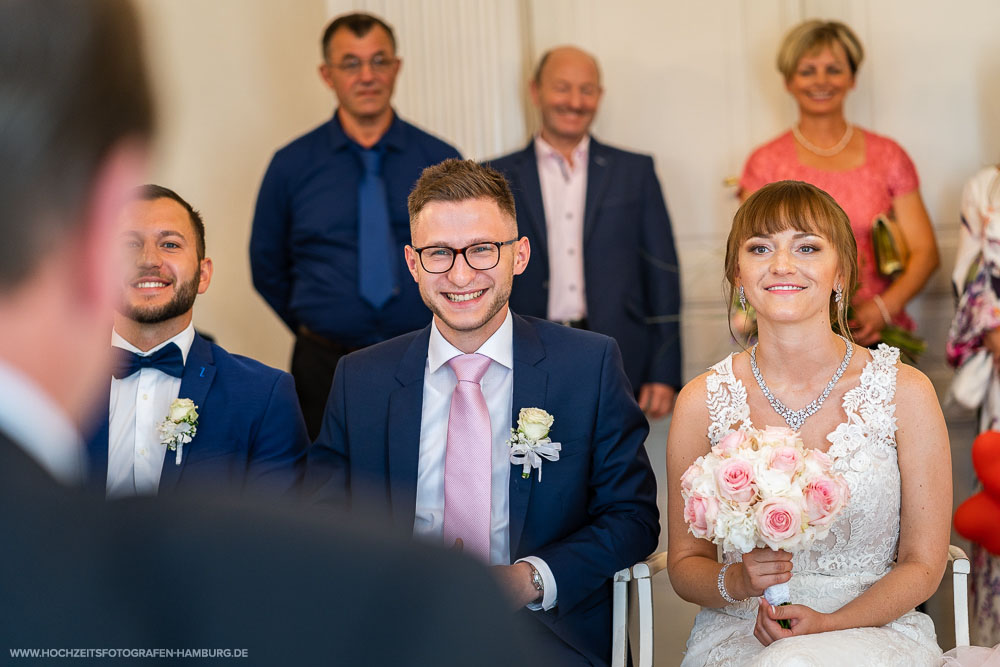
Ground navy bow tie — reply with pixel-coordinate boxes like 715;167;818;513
112;342;184;379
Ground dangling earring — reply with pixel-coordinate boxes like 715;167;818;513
834;284;843;303
738;285;747;311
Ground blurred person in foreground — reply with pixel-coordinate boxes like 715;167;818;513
0;2;540;663
739;20;938;351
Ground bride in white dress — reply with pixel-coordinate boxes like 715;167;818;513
666;180;951;666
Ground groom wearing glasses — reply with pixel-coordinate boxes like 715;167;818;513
250;12;461;440
306;159;659;667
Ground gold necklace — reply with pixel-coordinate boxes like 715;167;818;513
792;123;854;157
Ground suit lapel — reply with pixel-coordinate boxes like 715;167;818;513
508;314;547;558
158;334;216;494
86;377;112;490
583;138;611;246
387;326;430;532
512;142;548;253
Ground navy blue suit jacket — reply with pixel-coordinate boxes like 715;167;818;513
306;315;659;665
487;139;682;390
87;334;307;497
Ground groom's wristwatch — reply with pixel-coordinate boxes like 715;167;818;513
528;564;544;602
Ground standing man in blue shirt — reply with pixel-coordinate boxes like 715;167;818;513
250;12;461;438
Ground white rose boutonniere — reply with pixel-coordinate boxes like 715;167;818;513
507;407;561;481
157;398;199;465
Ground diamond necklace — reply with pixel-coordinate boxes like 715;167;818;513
792;123;853;157
749;335;853;431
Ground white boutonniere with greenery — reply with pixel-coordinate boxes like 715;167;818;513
507;407;561;481
157;398;198;465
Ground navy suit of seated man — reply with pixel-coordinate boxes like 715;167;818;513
306;159;659;666
86;185;307;499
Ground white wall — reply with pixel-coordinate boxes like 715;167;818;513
137;0;1000;382
135;0;331;370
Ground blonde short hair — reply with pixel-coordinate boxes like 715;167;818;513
776;20;864;81
725;181;858;341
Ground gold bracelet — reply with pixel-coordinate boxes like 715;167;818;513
872;294;893;326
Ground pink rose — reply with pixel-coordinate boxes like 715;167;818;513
806;448;833;468
756;496;803;549
768;446;803;475
760;426;799;448
715;458;756;504
714;430;747;455
683;493;719;539
681;462;703;494
804;476;850;526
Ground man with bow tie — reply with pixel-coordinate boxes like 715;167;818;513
87;185;307;498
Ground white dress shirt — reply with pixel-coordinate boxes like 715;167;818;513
107;323;195;499
0;358;85;484
535;134;589;323
413;310;557;609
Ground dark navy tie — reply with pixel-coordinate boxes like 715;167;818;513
111;342;184;379
357;147;397;309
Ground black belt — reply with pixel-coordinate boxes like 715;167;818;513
559;318;589;330
297;326;363;356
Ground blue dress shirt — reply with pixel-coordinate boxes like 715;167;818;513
250;111;461;346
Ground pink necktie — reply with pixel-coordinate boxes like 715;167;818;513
443;353;493;562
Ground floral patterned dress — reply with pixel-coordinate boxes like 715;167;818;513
681;346;941;666
951;165;1000;647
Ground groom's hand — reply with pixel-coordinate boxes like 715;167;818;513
754;598;830;646
491;562;541;610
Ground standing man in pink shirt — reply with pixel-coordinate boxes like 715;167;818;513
488;46;682;417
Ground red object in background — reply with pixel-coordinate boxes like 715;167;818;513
972;430;1000;497
954;431;1000;556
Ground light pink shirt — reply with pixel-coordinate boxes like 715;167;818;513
413;311;557;609
534;135;589;322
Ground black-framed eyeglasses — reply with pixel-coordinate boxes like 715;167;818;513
331;54;397;75
411;239;518;274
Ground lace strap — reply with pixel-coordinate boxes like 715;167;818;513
833;344;901;452
868;344;901;402
705;354;751;445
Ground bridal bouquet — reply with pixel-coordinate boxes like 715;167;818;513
681;426;850;622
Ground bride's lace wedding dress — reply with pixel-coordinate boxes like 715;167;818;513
681;346;942;666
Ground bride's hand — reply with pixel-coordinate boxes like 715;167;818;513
738;548;792;597
753;598;831;646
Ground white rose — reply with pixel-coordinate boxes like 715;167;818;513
518;408;554;441
754;465;796;498
168;398;198;422
714;504;757;554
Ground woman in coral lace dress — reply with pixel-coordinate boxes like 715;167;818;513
667;181;951;666
740;20;939;348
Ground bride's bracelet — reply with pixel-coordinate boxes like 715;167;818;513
717;562;751;604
